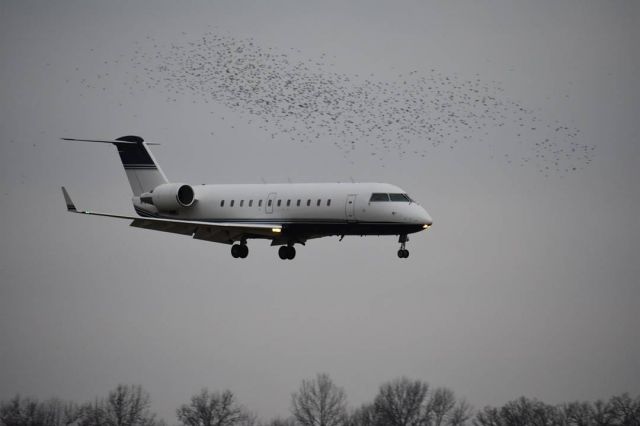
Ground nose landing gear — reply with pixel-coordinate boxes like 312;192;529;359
397;234;410;258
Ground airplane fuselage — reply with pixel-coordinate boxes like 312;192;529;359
134;182;432;242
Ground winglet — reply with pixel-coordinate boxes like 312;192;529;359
61;186;77;212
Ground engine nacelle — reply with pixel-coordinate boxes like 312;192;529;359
150;183;196;211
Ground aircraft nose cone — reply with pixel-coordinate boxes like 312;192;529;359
406;205;433;227
420;208;433;227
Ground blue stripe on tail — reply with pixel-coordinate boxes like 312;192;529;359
114;136;157;169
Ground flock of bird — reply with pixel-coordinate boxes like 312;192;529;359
77;31;595;176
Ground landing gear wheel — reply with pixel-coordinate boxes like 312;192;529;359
231;244;248;259
278;246;296;260
397;235;409;259
396;249;409;258
278;246;288;260
287;246;296;260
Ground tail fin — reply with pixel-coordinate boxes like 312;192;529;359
62;135;168;195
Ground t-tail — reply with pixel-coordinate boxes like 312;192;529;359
62;135;167;195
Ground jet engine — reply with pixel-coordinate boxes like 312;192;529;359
149;183;196;211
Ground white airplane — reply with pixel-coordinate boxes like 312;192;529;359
61;135;433;260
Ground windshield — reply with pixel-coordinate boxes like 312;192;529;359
370;193;413;202
369;193;390;202
389;193;412;202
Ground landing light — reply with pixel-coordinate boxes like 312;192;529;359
423;224;431;229
272;228;282;233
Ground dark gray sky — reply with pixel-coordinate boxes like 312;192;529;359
1;0;639;422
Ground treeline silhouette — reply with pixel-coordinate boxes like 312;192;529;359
1;375;638;425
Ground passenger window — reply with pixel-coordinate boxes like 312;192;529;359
230;200;235;207
220;200;225;207
240;200;244;207
307;199;311;206
297;200;301;207
369;193;389;202
287;199;291;207
277;200;282;207
249;200;253;207
327;199;331;206
317;199;321;206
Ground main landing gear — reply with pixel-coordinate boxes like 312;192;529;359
278;245;296;260
231;242;297;260
231;243;248;259
397;234;410;259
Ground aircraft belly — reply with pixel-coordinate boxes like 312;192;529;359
283;222;424;238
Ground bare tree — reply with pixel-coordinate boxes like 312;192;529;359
472;406;502;426
79;399;107;426
474;397;565;426
447;400;473;426
500;397;561;426
176;389;248;426
347;404;376;426
41;399;81;426
0;395;45;426
239;411;259;426
561;401;594;426
373;377;429;426
291;373;348;426
590;399;617;426
261;418;297;426
103;385;156;426
425;388;457;426
77;385;158;426
608;393;640;426
474;394;640;426
0;395;81;426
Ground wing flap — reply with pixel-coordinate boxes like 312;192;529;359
193;227;238;244
130;219;198;236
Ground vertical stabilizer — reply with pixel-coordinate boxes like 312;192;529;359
62;135;168;195
113;136;168;195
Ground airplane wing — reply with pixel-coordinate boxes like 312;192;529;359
61;187;281;244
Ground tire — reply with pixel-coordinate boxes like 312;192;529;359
287;246;296;260
278;246;288;260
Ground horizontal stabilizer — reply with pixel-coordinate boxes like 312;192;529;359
61;137;160;145
62;135;166;195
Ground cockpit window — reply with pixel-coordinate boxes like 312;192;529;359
389;193;413;202
370;193;390;202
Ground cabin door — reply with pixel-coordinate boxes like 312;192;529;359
346;194;357;222
265;192;277;214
